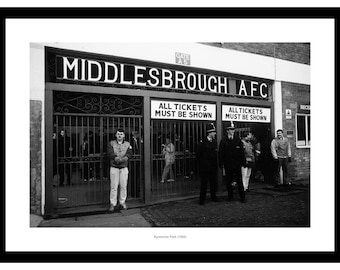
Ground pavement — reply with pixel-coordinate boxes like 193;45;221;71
31;179;309;227
35;208;151;227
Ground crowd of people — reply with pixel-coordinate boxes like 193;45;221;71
53;122;292;211
197;122;292;205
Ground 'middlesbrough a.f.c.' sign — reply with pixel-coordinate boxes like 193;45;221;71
53;53;269;98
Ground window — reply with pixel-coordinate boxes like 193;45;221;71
296;114;310;147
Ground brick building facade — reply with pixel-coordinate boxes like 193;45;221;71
30;42;310;218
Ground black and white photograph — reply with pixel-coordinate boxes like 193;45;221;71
30;41;311;228
3;8;337;263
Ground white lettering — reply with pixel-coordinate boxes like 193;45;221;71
81;59;86;80
197;74;207;92
147;68;160;86
134;65;146;86
175;71;186;89
208;76;217;92
260;83;268;98
162;69;173;88
251;81;258;96
87;60;102;81
63;57;78;80
104;62;118;83
218;77;228;93
187;73;196;90
238;80;247;96
120;64;132;85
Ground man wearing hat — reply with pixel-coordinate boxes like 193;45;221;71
196;123;220;205
218;121;246;203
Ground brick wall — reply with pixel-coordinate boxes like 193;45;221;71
30;100;42;215
200;43;310;65
281;81;310;181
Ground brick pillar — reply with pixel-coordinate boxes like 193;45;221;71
30;100;42;215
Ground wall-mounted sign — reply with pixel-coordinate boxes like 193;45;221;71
298;103;310;113
151;100;216;120
222;105;271;123
175;52;191;66
47;48;270;100
286;109;292;119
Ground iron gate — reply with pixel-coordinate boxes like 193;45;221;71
52;91;143;211
151;120;209;199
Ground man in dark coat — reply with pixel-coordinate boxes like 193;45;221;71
196;123;220;205
218;121;246;203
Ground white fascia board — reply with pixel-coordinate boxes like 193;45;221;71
36;42;310;85
37;42;276;78
275;58;310;85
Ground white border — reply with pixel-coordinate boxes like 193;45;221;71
6;18;334;252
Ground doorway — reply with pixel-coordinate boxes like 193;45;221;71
51;91;143;212
150;120;211;199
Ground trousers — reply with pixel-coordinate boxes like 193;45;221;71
162;160;175;181
275;158;289;184
241;166;252;191
199;170;217;202
110;167;129;206
225;167;245;200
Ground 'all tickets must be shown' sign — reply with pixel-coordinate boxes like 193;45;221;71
222;105;271;123
151;100;216;120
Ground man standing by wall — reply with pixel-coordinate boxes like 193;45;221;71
107;129;132;211
271;129;292;187
196;123;219;205
218;121;246;203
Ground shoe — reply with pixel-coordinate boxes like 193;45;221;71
199;200;205;205
160;180;165;183
108;204;115;212
120;203;127;210
167;179;175;182
211;197;220;202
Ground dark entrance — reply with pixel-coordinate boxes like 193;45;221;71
52;91;143;213
222;121;274;184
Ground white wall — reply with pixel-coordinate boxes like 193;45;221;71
30;43;45;215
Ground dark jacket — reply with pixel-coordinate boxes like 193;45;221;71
218;135;246;170
196;137;218;173
58;134;71;157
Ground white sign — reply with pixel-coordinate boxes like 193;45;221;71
175;52;191;65
151;100;216;120
222;105;271;123
286;109;292;119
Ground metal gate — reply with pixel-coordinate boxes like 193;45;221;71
151;120;209;199
52;91;143;211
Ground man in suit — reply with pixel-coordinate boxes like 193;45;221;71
218;121;246;203
196;123;220;205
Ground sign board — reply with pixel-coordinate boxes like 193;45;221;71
175;52;191;65
47;48;270;99
151;100;216;120
286;109;292;119
222;105;271;123
298;103;310;113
